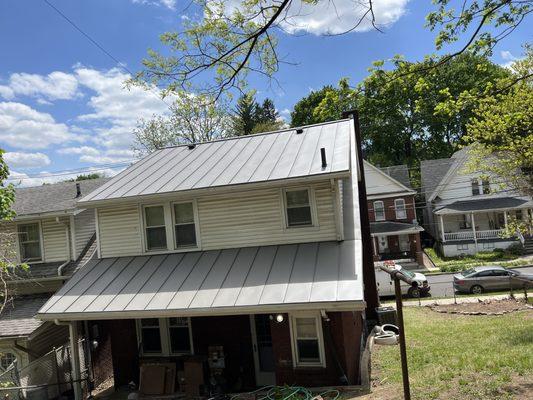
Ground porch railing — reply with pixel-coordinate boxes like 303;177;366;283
444;229;504;241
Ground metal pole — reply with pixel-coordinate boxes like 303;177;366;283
394;276;411;400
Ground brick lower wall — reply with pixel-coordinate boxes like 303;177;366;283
270;311;363;387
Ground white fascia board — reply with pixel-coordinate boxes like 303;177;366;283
367;191;416;200
37;300;366;322
13;209;76;221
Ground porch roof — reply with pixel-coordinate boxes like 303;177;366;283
37;240;364;321
435;197;533;215
0;295;49;338
370;221;423;236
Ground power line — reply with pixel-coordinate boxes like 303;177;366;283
42;0;172;108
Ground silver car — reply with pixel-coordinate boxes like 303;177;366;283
453;266;533;294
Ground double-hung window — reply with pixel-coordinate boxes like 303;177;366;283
471;179;480;196
374;201;385;221
144;206;167;251
394;199;407;220
482;178;490;194
285;189;313;227
173;202;197;248
138;318;193;356
290;314;325;367
17;223;42;262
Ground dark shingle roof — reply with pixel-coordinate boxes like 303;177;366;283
370;221;423;234
13;178;110;216
435;197;533;215
420;158;455;200
0;295;50;338
380;165;412;189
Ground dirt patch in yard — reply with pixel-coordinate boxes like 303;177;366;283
429;298;532;315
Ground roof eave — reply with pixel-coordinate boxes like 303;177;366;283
13;208;79;221
37;300;366;321
78;170;351;208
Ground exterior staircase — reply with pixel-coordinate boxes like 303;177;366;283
524;236;533;254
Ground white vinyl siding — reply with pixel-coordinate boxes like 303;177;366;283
96;182;337;256
73;210;96;258
41;218;70;262
98;206;142;258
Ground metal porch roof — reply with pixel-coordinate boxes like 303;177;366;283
370;221;424;236
37;240;364;321
435;197;533;215
79;119;352;205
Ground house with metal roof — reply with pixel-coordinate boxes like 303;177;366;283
36;117;379;398
0;178;109;374
364;161;424;268
421;147;533;257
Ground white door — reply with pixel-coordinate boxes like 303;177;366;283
250;315;276;386
399;235;410;252
377;236;389;253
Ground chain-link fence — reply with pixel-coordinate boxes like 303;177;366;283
0;339;88;400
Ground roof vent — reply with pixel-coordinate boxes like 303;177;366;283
188;144;196;150
76;182;81;198
321;147;327;168
296;128;304;134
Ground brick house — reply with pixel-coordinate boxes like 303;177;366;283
36;117;379;398
364;162;424;267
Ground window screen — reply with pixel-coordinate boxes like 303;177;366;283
285;190;312;227
144;206;167;250
174;203;197;248
374;201;385;221
17;223;42;261
395;199;407;220
294;317;321;364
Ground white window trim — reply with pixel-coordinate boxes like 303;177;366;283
373;201;385;222
171;200;201;250
289;312;326;368
15;221;44;264
394;199;407;220
142;204;171;252
281;187;319;230
456;243;469;251
136;318;194;357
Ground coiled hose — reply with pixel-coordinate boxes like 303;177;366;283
230;385;340;400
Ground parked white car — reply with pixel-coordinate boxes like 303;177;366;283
375;264;430;298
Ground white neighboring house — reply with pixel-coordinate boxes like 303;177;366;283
421;147;533;257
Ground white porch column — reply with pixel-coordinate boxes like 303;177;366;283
439;215;446;242
68;323;82;400
471;212;478;251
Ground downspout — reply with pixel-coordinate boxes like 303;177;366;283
55;320;82;400
55;217;71;276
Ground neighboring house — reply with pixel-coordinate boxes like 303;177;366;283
37;118;376;397
421;147;533;257
365;161;424;267
0;178;109;372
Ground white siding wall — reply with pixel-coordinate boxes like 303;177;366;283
74;209;96;258
96;181;339;257
41;218;70;262
98;205;142;258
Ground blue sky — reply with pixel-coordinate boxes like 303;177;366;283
0;0;529;186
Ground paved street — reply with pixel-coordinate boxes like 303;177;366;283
425;265;533;298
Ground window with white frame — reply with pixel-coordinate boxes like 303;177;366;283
173;202;197;248
0;352;16;372
471;179;480;196
144;205;167;251
137;318;193;356
482;178;490;194
17;223;42;262
374;201;385;221
394;199;407;220
284;189;313;227
290;314;325;367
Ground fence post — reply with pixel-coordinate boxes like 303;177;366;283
53;347;61;398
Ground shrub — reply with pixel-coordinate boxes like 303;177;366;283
506;243;525;256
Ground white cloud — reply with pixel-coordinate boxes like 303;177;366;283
500;50;520;69
218;0;408;35
8;167;123;188
0;71;80;101
0;102;77;149
57;146;135;164
132;0;177;10
4;152;51;169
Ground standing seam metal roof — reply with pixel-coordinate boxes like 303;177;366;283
37;240;363;320
79;120;352;204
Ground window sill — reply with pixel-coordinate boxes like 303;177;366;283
143;247;200;256
292;364;326;369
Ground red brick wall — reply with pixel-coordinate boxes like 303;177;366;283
270;311;362;386
367;195;416;223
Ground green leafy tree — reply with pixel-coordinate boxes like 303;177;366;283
133;92;230;155
0;149;17;314
65;173;103;182
131;0;531;99
290;86;335;127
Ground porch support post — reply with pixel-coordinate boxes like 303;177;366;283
471;212;478;251
503;210;508;228
68;322;82;400
439;215;446;242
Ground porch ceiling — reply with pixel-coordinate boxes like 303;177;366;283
36;240;364;321
435;197;533;215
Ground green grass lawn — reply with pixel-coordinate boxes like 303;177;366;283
372;307;533;399
425;248;530;272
